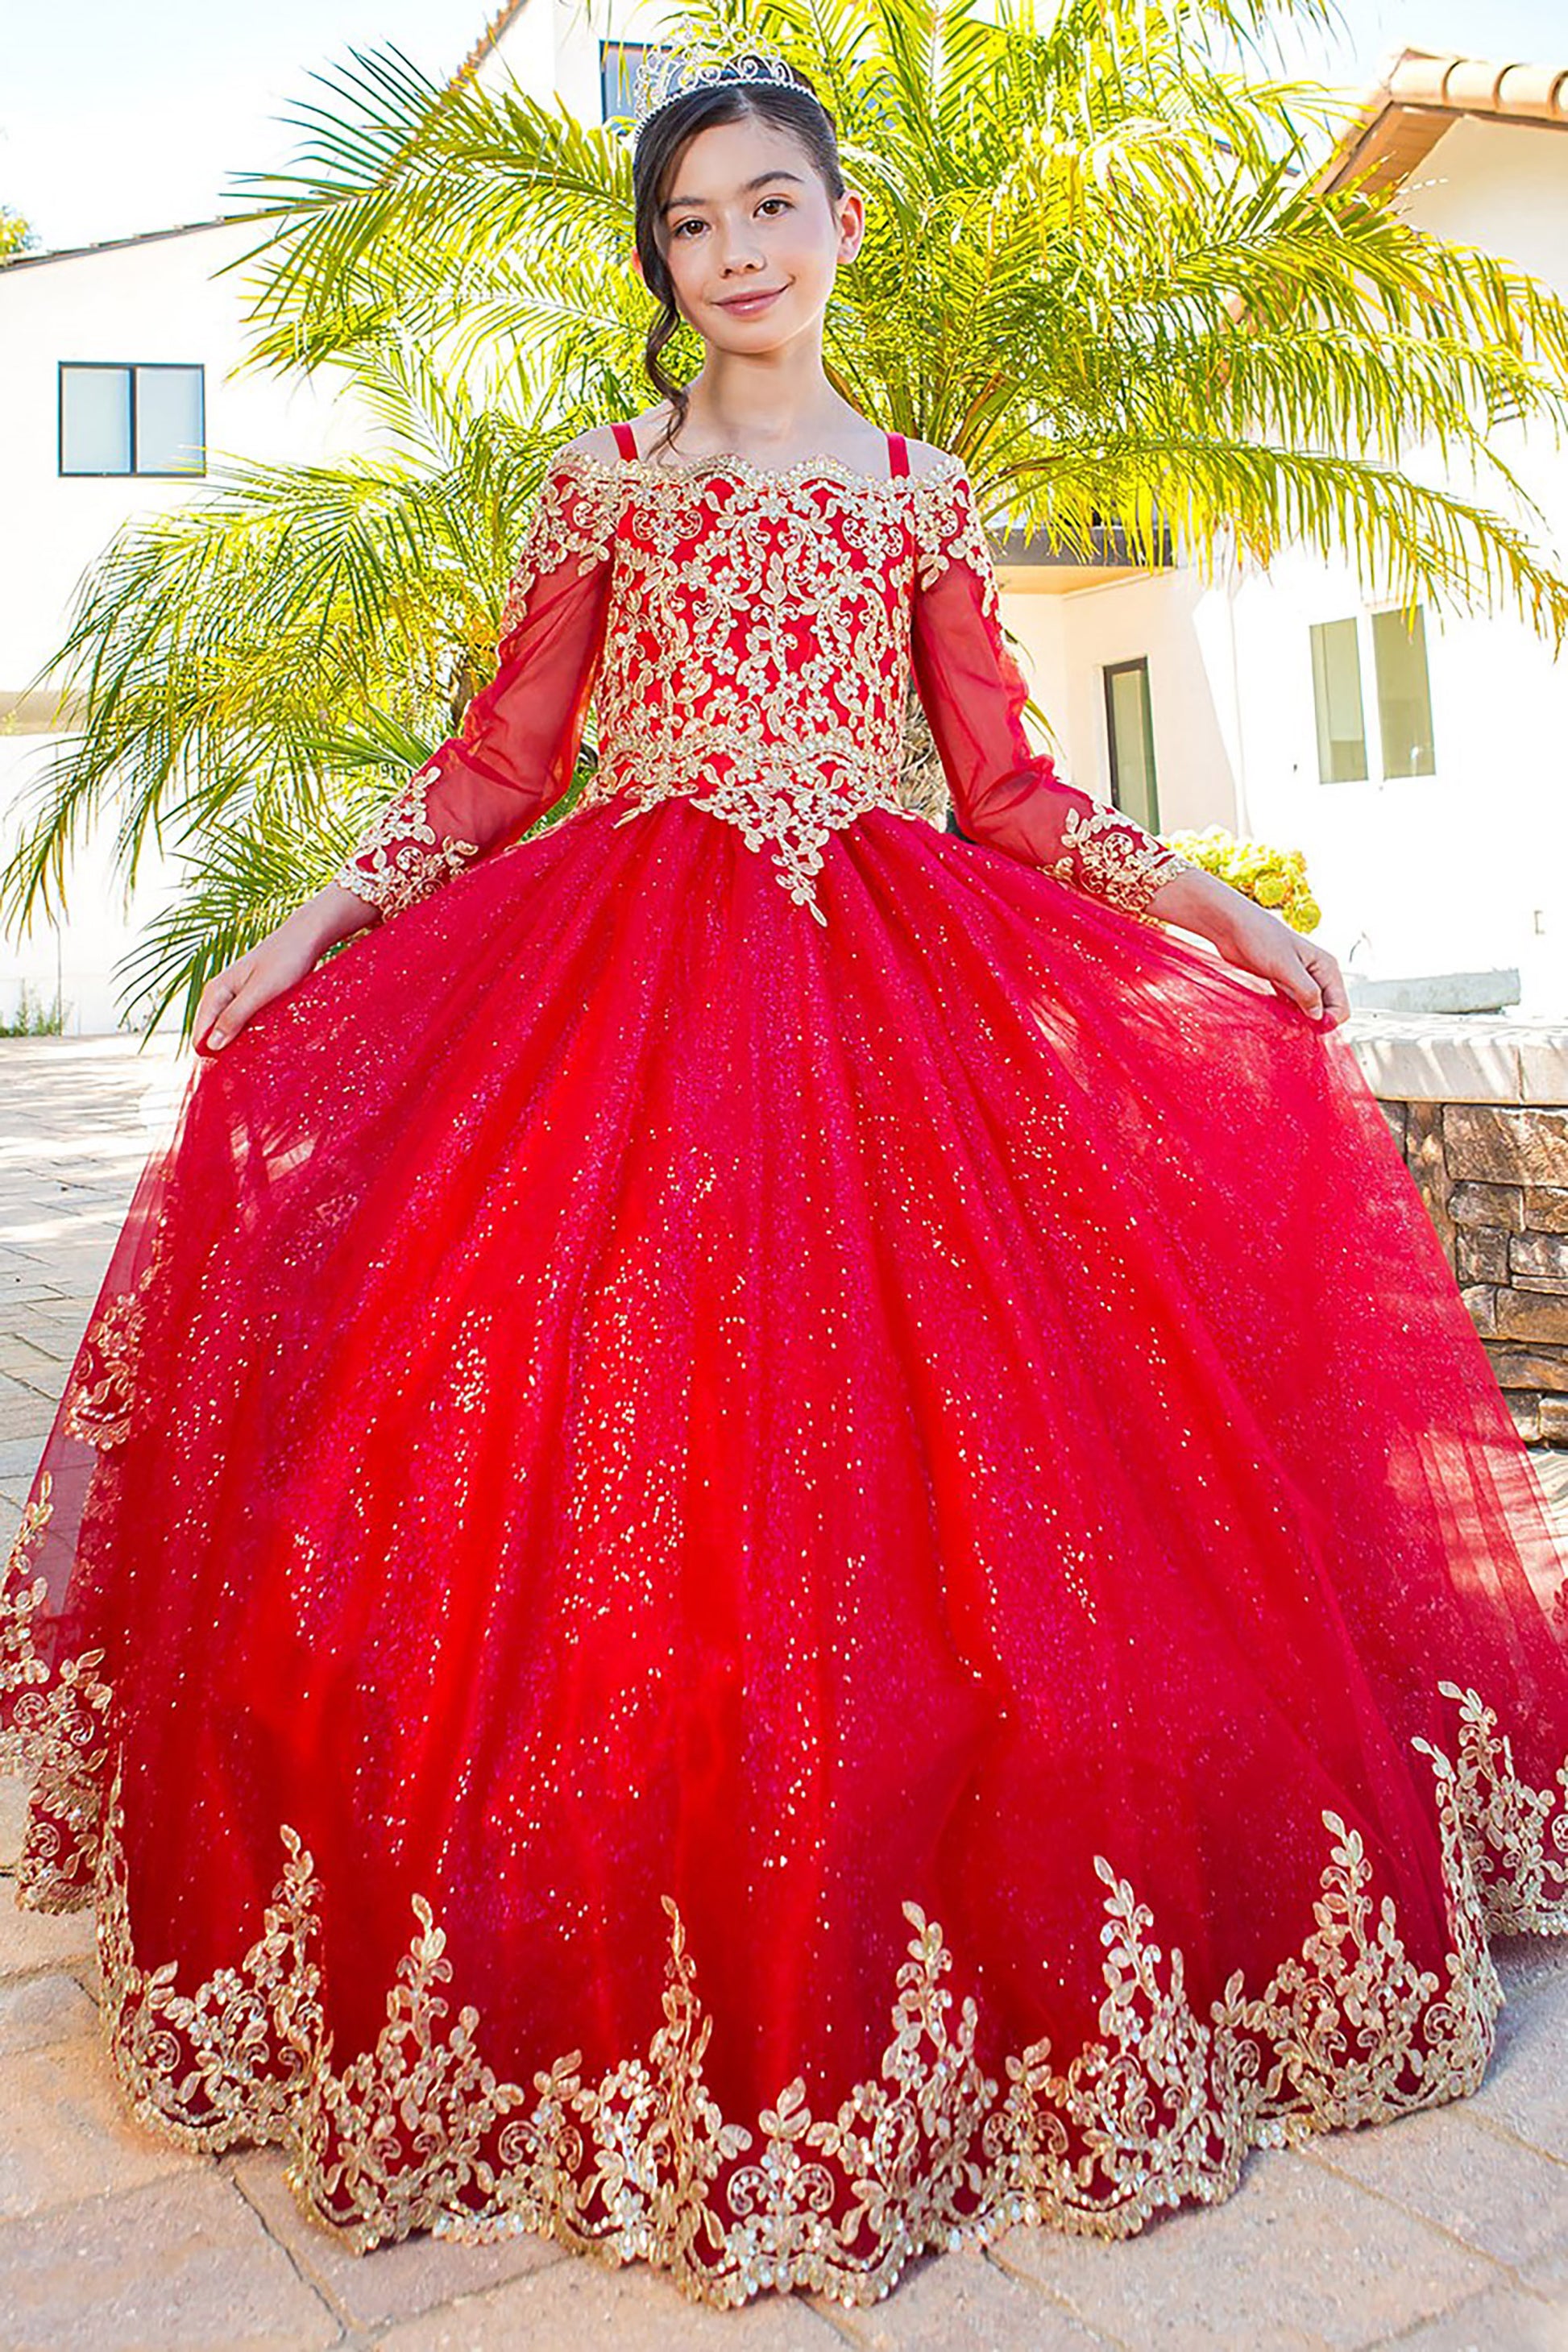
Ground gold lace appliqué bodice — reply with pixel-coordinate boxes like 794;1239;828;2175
558;447;970;923
331;441;1194;929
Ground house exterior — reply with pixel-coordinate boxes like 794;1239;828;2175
1002;51;1568;1014
2;24;1565;1028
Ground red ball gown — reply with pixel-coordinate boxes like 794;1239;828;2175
4;418;1568;2311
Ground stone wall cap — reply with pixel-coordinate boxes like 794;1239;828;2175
1342;1010;1568;1037
1342;1009;1568;1105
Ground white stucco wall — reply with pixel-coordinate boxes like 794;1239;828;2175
1002;567;1242;844
0;219;371;687
1326;114;1568;1006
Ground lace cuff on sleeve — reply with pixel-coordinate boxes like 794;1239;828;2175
331;447;619;921
909;467;1197;922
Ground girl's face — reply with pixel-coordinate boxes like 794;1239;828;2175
641;116;863;347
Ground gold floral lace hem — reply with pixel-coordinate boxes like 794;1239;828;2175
2;1667;1563;2308
61;1229;169;1453
1;1476;113;1910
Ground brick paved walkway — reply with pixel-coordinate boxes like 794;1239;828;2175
4;1034;1568;2350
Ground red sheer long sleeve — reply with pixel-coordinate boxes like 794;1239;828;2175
332;446;619;920
910;467;1197;921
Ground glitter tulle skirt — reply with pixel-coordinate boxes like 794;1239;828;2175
6;792;1568;2308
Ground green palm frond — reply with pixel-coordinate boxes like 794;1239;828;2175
0;408;559;932
110;792;363;1037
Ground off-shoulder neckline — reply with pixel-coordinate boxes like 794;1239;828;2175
552;442;967;494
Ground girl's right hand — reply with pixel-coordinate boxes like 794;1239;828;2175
193;888;375;1056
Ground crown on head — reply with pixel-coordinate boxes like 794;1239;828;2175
631;39;807;152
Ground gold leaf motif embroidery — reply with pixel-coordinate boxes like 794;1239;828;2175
77;1682;1568;2308
0;1482;49;1702
1235;1782;1500;2132
1415;1679;1568;1931
0;1475;113;1910
102;1795;325;2150
602;728;920;927
330;767;482;923
62;1230;168;1451
1051;802;1193;922
497;453;621;642
907;465;1004;612
562;451;951;920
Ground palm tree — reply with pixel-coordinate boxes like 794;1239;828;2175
10;0;1568;1035
0;205;37;263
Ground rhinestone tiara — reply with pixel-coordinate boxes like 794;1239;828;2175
631;39;810;151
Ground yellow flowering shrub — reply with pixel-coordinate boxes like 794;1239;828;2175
1165;826;1321;932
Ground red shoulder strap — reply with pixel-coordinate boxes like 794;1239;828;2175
886;431;908;478
610;419;639;459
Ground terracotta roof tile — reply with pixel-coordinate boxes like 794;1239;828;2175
455;1;533;86
1324;47;1568;197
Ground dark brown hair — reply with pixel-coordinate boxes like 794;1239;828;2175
630;60;845;455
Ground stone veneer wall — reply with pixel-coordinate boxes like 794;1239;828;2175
1346;1014;1568;1447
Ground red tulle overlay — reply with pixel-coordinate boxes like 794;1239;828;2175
6;798;1568;2305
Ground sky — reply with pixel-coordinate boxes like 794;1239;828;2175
3;0;1567;255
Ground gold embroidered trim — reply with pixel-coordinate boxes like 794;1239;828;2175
0;1483;50;1716
61;1231;167;1451
13;1225;168;1896
1416;1680;1568;1931
1051;803;1197;922
330;767;481;922
73;1682;1566;2308
1;1476;113;1910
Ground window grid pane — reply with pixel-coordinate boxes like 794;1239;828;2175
60;365;132;475
1309;618;1367;784
134;365;204;475
1371;606;1437;778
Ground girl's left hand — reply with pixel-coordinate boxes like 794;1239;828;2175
1205;894;1350;1030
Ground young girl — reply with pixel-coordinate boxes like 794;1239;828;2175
6;44;1568;2314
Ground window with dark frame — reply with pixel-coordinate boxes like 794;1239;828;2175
1103;657;1159;829
59;363;205;478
